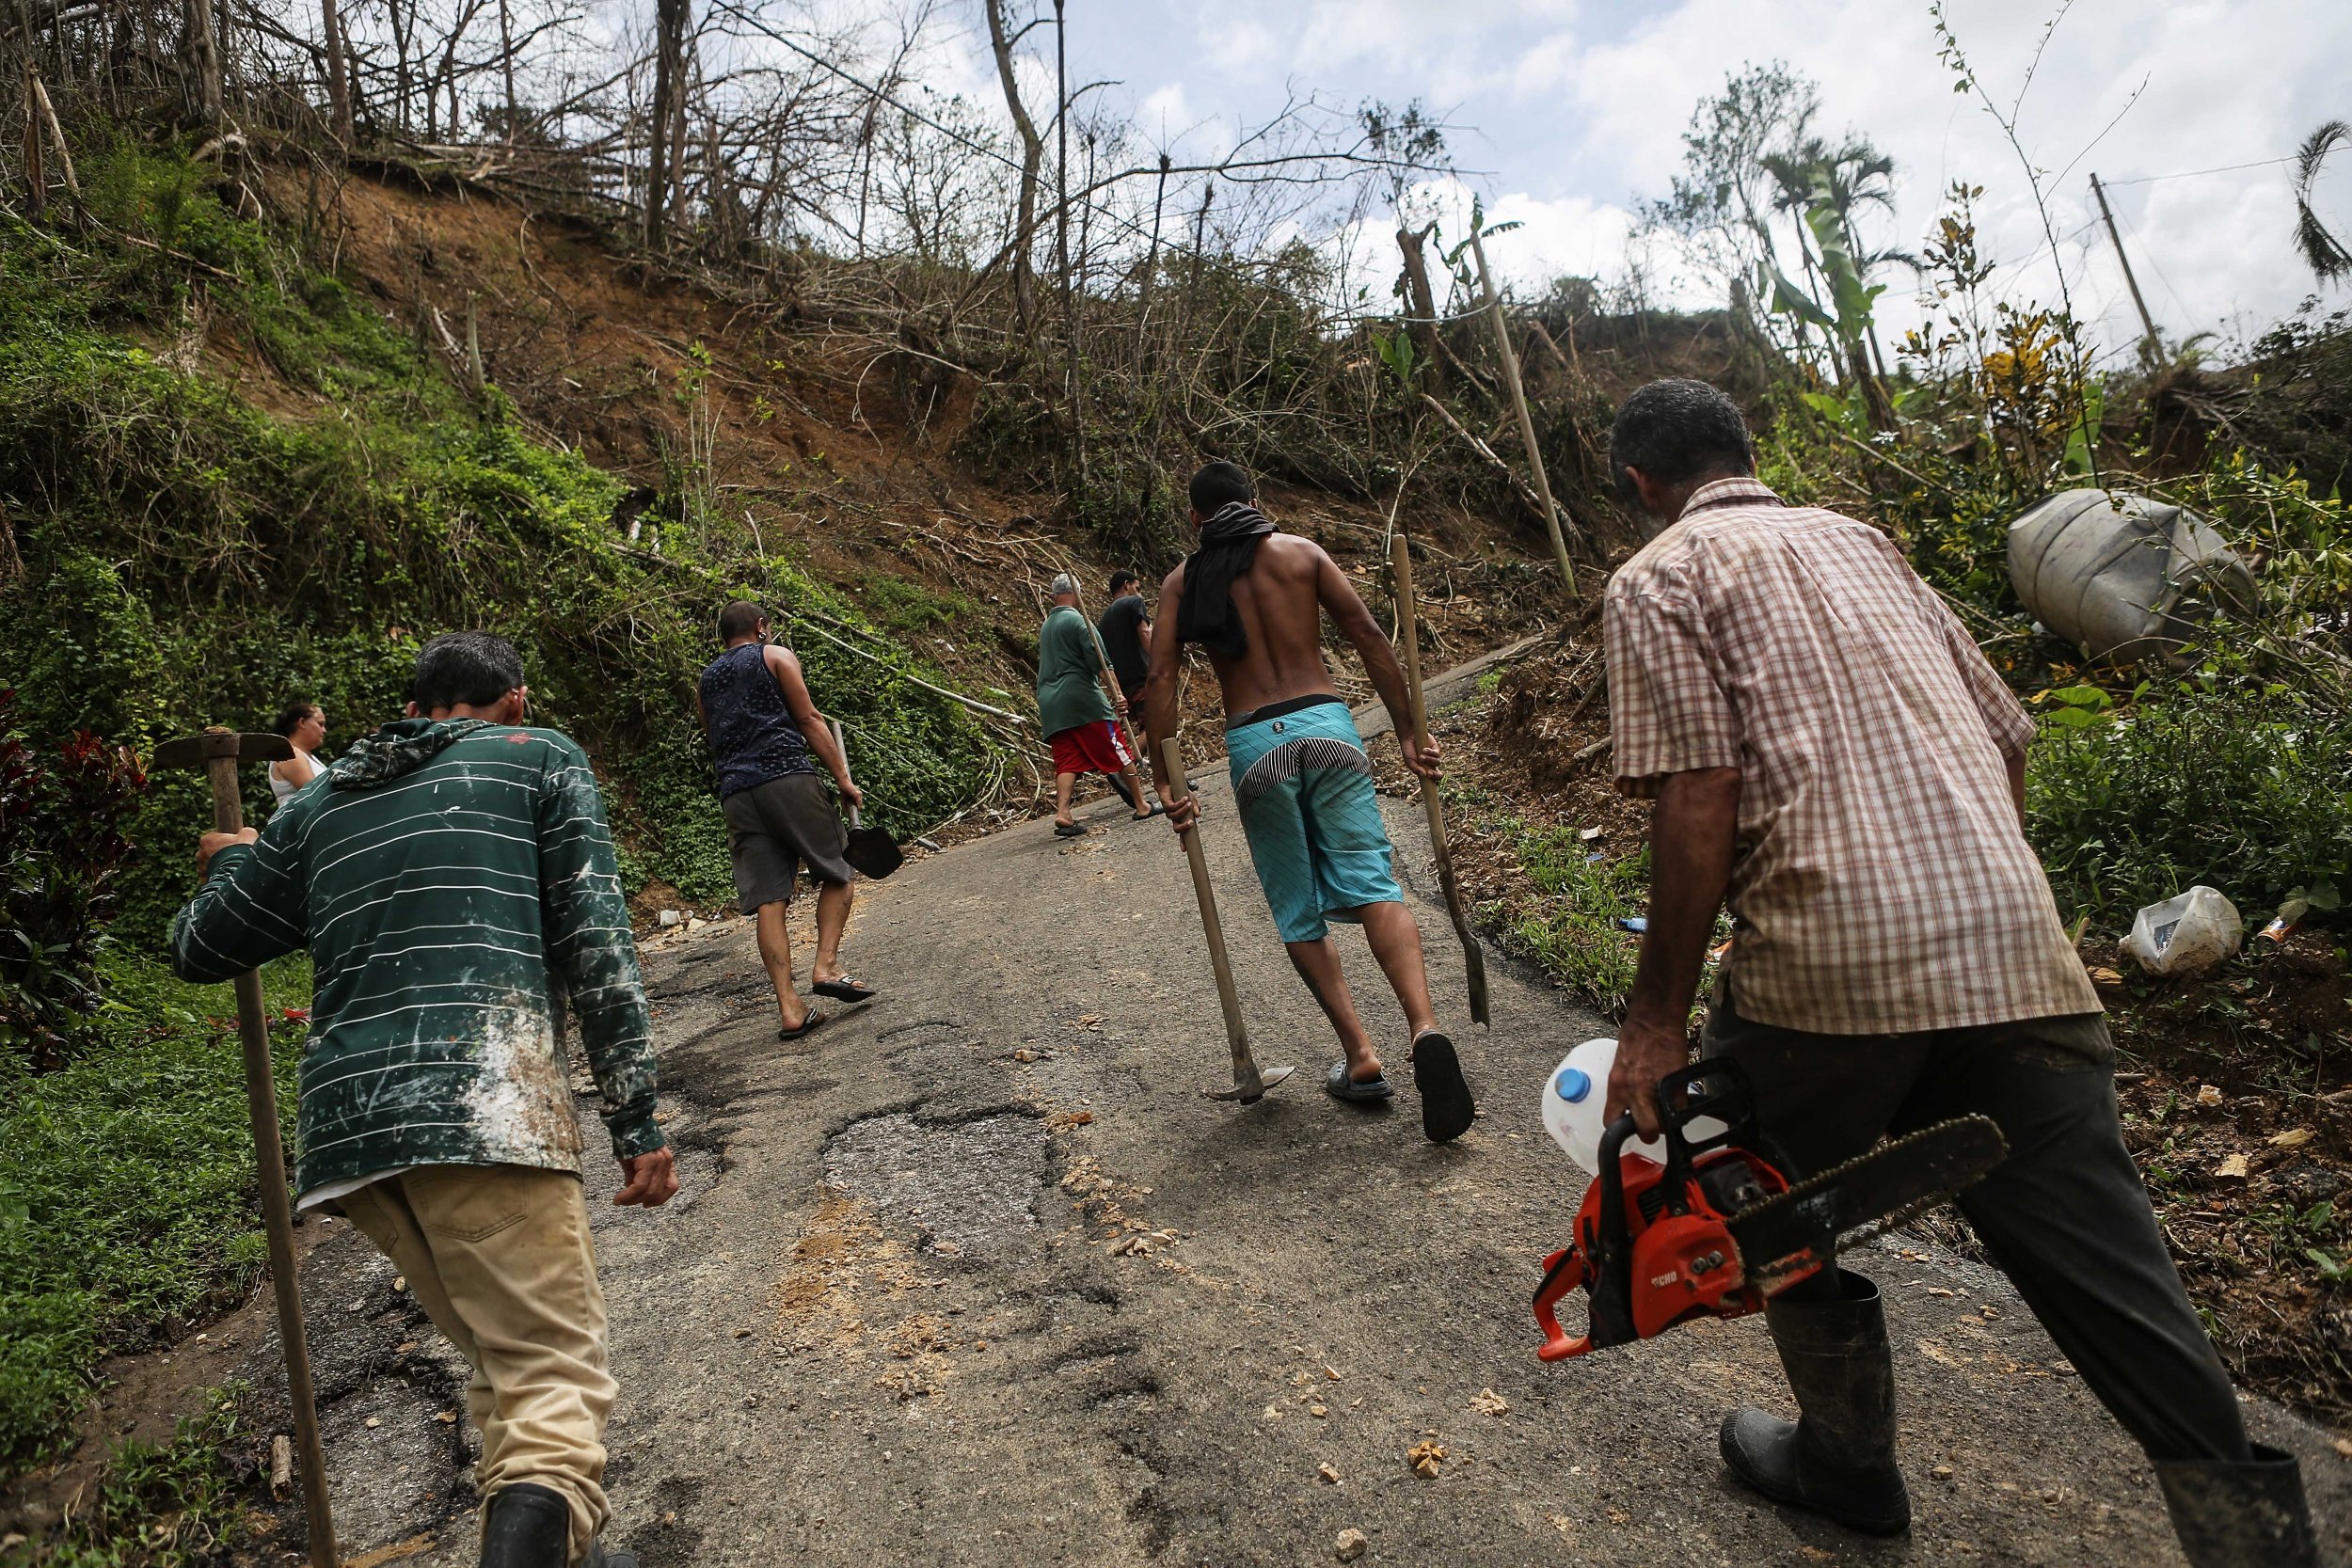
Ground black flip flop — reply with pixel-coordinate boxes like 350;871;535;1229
1411;1030;1476;1143
1054;822;1087;838
811;976;877;1004
1325;1060;1395;1103
777;1012;830;1041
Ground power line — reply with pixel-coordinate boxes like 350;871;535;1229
2102;154;2296;187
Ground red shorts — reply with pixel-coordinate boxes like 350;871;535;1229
1049;721;1133;777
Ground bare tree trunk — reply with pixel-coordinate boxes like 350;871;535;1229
1133;150;1168;372
1395;221;1447;395
983;0;1042;337
1052;0;1083;479
322;0;351;145
184;0;222;124
21;67;46;220
644;0;689;245
494;0;513;142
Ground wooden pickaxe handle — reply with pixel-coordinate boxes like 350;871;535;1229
1390;532;1491;1026
1160;738;1263;1097
194;740;340;1568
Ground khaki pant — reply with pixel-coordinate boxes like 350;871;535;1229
340;1165;614;1560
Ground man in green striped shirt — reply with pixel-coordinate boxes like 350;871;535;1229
172;632;673;1568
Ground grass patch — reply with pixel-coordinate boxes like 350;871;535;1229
0;955;307;1475
1496;827;1650;1015
858;575;984;640
8;1391;260;1567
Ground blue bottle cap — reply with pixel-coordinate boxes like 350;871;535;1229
1552;1066;1592;1103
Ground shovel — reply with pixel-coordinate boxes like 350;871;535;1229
151;728;339;1568
1390;531;1491;1026
1160;738;1295;1103
829;721;902;879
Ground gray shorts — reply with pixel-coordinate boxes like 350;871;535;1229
720;773;855;910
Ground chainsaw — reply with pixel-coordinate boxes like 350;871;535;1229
1532;1060;2007;1361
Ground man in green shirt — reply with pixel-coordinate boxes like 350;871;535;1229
1038;572;1152;836
171;631;673;1568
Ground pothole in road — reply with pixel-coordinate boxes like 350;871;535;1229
822;1112;1050;1256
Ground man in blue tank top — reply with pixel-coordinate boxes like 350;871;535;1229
694;601;879;1038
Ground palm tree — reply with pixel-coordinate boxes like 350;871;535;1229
2294;120;2351;286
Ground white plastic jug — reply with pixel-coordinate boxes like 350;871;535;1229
1540;1038;1666;1173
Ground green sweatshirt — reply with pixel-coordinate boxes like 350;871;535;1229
169;717;664;1197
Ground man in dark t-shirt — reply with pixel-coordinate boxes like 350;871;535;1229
694;599;880;1039
1098;570;1152;737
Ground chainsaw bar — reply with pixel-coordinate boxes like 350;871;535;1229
1728;1115;2008;1295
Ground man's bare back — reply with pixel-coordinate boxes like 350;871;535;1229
1141;522;1436;809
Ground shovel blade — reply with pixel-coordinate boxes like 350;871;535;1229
1207;1063;1296;1103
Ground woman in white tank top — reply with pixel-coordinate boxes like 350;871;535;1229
269;701;327;806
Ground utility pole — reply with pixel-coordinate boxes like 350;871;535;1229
2090;173;2164;368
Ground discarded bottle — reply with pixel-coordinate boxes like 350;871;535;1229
2121;886;2243;977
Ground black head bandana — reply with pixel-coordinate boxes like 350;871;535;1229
1175;501;1277;657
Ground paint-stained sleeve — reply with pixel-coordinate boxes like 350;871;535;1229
168;817;310;984
536;735;666;1161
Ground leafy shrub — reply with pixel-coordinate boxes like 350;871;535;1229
1;693;149;1069
0;953;303;1472
2028;689;2352;921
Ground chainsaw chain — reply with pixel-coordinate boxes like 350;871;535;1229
1728;1116;1990;1235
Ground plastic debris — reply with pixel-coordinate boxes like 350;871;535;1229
1616;916;1648;934
2121;887;2241;977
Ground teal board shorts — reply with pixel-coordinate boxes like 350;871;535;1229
1225;695;1404;943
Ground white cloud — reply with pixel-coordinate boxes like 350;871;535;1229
1077;0;2352;357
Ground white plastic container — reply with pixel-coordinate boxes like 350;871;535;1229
2121;886;2243;977
1540;1038;1665;1173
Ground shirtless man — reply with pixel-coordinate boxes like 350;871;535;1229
1143;461;1476;1141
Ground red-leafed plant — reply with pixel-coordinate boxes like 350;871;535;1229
0;689;149;1071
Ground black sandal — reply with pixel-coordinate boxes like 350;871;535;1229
1410;1030;1476;1143
777;1012;831;1041
811;976;877;1004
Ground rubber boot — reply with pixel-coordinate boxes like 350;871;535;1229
480;1483;570;1568
2155;1443;2318;1566
1719;1268;1911;1535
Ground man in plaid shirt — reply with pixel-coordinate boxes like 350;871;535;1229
1597;379;2311;1565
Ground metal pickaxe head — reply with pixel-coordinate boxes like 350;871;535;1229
151;727;294;833
1208;1062;1297;1104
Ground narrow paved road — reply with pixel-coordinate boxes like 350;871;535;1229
292;706;2349;1567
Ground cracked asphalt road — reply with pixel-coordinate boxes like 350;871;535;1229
299;736;2348;1567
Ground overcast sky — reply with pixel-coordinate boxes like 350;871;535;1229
1023;0;2352;367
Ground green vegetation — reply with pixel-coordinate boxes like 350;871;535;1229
1499;832;1648;1014
8;1394;261;1567
0;138;997;937
0;137;998;1483
0;955;305;1471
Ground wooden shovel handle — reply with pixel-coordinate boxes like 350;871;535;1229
1161;739;1252;1066
1390;533;1492;1025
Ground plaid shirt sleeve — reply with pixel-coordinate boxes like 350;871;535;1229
1931;593;2033;759
1605;569;1742;800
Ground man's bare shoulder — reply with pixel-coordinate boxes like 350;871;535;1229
1159;561;1186;599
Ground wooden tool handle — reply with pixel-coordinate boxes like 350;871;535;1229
1391;533;1492;1025
1390;532;1431;746
830;720;861;828
191;734;338;1566
1162;739;1249;1059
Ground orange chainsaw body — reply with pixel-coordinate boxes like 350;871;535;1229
1533;1061;1803;1361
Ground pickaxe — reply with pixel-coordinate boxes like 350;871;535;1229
151;727;338;1568
1390;531;1491;1026
1160;738;1296;1103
